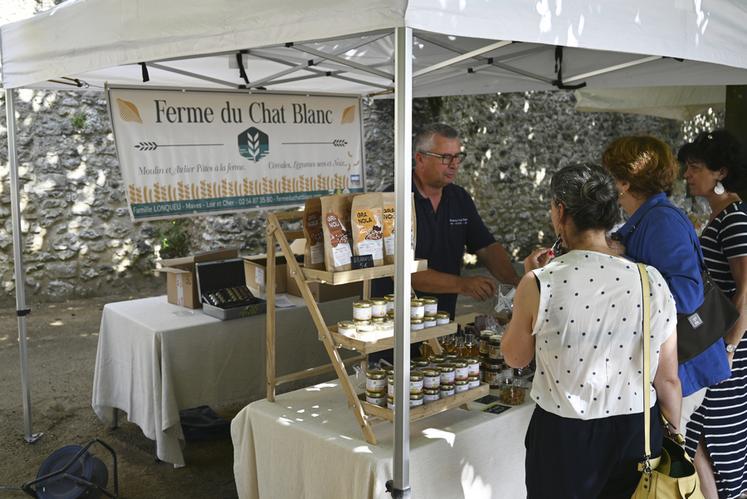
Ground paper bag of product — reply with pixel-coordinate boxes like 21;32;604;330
351;193;384;266
382;192;417;264
302;197;325;269
321;194;354;271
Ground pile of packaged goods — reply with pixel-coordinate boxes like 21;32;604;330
337;295;451;340
204;286;261;308
470;314;533;406
364;354;481;409
303;193;416;272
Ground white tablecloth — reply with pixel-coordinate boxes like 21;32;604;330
92;295;353;465
231;378;534;499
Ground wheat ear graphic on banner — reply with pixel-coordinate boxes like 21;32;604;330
248;131;261;161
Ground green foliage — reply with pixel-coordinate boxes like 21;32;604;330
157;219;191;259
70;112;87;130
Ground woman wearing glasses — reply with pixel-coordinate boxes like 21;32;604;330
680;129;747;499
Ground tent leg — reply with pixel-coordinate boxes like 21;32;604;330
5;88;42;444
390;26;413;499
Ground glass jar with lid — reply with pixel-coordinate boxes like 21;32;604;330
499;377;528;405
366;390;386;407
453;361;469;381
421;368;440;389
370;297;387;318
440;383;455;398
410;299;425;319
337;320;357;336
384;294;395;314
465;357;480;377
479;330;493;357
454;379;469;393
410;318;425;331
410;392;424;407
421;296;438;317
483;361;505;388
353;300;373;321
429;355;445;367
488;334;503;361
439;363;456;384
435;311;450;325
423;388;440;404
366;368;387;392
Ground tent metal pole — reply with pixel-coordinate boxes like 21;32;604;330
564;55;661;83
246;33;391;89
387;26;412;499
5;88;42;444
413;40;512;78
145;63;238;88
290;44;394;80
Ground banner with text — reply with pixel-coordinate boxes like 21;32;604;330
107;87;364;221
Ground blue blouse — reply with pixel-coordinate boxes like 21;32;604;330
614;192;730;396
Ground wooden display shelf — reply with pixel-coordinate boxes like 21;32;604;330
360;383;490;422
328;321;458;354
265;210;485;445
301;259;428;285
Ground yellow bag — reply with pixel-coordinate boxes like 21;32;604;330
631;264;704;499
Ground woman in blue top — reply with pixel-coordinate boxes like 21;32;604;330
602;135;730;399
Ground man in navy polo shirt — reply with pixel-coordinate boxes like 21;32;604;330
375;123;520;318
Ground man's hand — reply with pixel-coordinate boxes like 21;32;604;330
460;275;497;301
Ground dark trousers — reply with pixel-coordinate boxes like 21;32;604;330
525;404;663;499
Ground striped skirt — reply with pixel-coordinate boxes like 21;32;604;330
685;336;747;499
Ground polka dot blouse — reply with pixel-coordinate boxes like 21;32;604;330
530;250;676;420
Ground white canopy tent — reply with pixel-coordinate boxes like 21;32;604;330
575;85;726;121
4;1;747;495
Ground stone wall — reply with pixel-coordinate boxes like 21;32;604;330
1;89;697;302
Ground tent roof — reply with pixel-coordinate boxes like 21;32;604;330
2;0;747;95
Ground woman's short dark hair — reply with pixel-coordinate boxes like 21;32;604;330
677;129;747;192
550;163;620;232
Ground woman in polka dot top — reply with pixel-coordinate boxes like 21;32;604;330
502;163;681;499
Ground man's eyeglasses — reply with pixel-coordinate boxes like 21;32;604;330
419;151;467;165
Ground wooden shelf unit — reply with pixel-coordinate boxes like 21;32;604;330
360;383;489;422
265;210;487;445
328;321;458;355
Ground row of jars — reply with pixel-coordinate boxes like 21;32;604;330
352;296;446;321
365;357;481;409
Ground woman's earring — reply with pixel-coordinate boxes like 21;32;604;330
714;181;725;195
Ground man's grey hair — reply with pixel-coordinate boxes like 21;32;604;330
414;123;460;153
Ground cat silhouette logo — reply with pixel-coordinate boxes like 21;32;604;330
238;127;270;162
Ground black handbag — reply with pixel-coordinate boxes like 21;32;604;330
617;203;739;363
677;268;739;363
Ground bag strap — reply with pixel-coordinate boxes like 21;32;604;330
637;263;653;468
625;203;706;272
